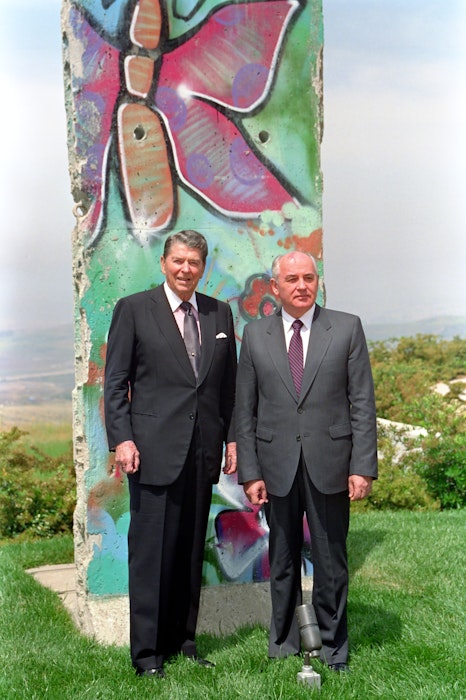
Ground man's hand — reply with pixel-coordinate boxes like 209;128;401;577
348;474;373;501
243;479;268;506
223;442;237;474
115;440;140;475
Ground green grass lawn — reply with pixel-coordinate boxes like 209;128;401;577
22;421;73;458
0;510;465;699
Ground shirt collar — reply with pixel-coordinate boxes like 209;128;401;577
163;282;198;313
282;305;315;331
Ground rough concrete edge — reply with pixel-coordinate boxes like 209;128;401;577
27;564;313;647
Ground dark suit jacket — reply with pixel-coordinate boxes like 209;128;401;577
104;285;237;486
236;305;378;496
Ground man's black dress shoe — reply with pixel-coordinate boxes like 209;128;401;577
187;655;216;668
328;662;350;673
135;666;166;678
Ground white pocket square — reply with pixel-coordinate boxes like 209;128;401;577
216;332;228;339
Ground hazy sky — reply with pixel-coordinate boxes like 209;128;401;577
1;0;465;331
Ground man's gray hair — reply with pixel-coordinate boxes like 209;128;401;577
271;252;319;280
163;230;208;263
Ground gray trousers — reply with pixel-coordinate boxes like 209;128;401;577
265;458;350;664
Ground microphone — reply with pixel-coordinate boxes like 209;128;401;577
296;603;322;689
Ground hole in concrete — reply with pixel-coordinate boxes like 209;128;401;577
258;130;270;144
133;125;146;141
72;189;92;218
74;203;88;217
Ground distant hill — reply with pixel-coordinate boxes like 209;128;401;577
0;316;464;407
364;316;466;342
0;325;74;405
0;325;74;376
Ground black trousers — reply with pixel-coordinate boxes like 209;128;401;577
127;428;212;670
265;458;350;663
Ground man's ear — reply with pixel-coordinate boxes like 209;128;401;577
160;256;166;274
270;278;279;298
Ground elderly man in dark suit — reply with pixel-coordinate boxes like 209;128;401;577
104;230;237;678
236;251;378;672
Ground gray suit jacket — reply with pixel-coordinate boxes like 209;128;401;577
236;305;378;496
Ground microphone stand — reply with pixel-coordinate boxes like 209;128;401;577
296;603;322;690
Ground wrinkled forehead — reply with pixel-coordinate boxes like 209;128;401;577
165;243;203;262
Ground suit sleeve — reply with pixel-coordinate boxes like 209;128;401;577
347;317;378;478
235;324;263;484
104;298;136;451
220;303;237;444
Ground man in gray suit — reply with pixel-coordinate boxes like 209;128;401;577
104;231;237;678
236;251;377;672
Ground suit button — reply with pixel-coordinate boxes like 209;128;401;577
296;435;301;442
298;408;303;414
189;413;195;420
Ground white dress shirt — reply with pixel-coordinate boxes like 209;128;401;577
281;305;315;365
163;282;201;341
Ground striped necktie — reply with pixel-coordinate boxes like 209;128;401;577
288;319;304;395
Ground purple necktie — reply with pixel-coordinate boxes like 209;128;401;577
180;301;200;376
288;319;304;395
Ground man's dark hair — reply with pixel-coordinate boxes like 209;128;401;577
163;231;208;263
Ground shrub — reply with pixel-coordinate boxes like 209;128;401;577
413;432;466;509
351;421;439;512
395;394;466;509
0;427;75;539
370;334;466;424
368;335;466;510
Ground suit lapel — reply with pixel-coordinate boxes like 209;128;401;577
266;306;333;404
301;305;332;400
197;294;216;385
149;286;195;380
266;313;297;400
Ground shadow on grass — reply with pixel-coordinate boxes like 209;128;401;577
197;605;401;661
348;601;402;650
348;526;388;577
196;624;268;658
196;527;395;659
